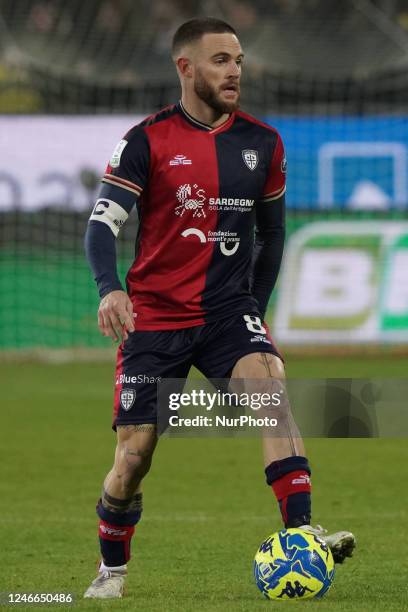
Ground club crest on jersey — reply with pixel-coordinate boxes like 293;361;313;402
175;183;206;218
120;388;136;411
242;149;258;171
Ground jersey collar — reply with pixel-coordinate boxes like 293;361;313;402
177;100;235;134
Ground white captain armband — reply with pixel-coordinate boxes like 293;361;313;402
89;198;129;237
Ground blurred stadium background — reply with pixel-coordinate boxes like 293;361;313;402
1;0;408;357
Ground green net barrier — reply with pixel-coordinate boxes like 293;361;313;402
1;209;407;350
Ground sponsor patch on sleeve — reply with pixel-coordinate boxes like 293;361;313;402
110;139;128;168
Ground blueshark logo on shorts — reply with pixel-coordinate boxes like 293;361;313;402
120;388;136;411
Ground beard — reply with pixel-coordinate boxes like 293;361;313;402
194;69;240;115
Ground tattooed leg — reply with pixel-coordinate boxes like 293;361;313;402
231;352;305;462
104;423;158;500
101;489;143;515
95;424;157;568
230;352;312;527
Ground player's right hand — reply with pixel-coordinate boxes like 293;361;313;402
98;290;135;343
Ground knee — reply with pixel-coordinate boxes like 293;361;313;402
113;425;157;490
264;354;286;379
114;443;154;492
119;443;153;476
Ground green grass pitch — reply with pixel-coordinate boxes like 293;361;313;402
1;356;407;611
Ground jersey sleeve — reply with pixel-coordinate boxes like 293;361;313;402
88;125;150;236
85;125;150;298
260;132;286;203
250;131;286;318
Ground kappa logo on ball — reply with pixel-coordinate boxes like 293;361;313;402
242;149;259;171
120;388;136;411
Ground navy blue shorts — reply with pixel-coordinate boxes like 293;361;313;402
112;312;282;428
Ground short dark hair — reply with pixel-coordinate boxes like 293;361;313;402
172;17;237;57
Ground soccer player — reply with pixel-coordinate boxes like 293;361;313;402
84;17;355;599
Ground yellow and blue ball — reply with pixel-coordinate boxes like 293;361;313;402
254;528;335;600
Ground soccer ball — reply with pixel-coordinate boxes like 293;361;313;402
253;528;335;600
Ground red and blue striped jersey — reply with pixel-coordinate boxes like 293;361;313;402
89;102;286;330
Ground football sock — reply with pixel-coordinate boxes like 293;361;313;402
265;456;311;528
96;493;142;567
99;561;126;573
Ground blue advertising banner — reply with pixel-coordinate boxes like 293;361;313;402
266;117;408;209
1;116;407;211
